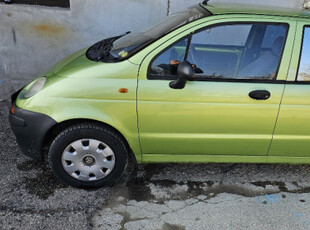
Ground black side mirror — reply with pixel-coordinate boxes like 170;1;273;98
169;61;194;89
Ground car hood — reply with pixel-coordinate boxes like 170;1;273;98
42;49;102;78
42;48;138;79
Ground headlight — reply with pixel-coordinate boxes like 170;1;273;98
24;77;47;99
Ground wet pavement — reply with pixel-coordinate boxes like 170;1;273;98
1;100;310;229
0;101;109;230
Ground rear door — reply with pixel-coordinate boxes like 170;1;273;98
269;20;310;157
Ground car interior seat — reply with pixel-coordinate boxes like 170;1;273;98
237;36;284;79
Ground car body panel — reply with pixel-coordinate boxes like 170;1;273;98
137;16;296;158
143;154;310;164
269;20;310;157
15;59;142;162
138;82;284;156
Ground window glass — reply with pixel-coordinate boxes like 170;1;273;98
297;27;310;81
190;24;287;80
149;23;287;81
189;25;251;78
191;25;251;46
262;25;287;48
149;37;188;77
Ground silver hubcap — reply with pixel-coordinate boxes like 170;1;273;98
61;139;115;182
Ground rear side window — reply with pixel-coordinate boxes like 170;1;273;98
297;27;310;81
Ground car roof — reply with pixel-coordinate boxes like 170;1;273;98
201;2;310;19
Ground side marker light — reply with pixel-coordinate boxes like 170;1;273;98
10;105;15;114
119;88;128;93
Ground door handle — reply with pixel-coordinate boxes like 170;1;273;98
249;90;271;100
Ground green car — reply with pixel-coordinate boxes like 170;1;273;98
9;1;310;188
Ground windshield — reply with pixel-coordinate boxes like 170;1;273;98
86;5;210;62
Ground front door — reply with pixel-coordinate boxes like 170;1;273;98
138;20;292;157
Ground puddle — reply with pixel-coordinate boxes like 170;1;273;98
17;160;68;200
161;223;186;230
126;178;155;202
106;164;310;206
251;180;310;195
16;160;310;203
17;160;44;171
251;181;288;192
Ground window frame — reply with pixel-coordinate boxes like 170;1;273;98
0;0;70;8
147;21;289;83
295;25;310;82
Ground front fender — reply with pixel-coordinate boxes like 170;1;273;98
16;77;141;162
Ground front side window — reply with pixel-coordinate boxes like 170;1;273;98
149;37;188;78
149;23;288;81
297;27;310;81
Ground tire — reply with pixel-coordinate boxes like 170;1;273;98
48;123;128;188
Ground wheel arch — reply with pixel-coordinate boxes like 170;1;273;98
41;118;137;166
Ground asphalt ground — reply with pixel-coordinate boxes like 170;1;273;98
1;100;310;230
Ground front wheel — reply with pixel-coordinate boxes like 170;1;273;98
48;123;128;188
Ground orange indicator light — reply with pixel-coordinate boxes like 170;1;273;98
10;105;15;114
119;88;128;93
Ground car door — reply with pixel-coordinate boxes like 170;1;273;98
137;17;295;160
269;20;310;157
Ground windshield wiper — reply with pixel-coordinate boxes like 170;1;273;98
86;31;131;62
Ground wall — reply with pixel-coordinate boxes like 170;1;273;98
0;0;305;99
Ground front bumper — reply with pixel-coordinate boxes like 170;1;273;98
9;105;57;160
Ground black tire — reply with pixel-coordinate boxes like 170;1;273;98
48;123;128;189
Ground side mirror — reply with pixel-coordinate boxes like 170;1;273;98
169;61;194;89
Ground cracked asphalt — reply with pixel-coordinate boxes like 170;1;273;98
1;100;310;230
